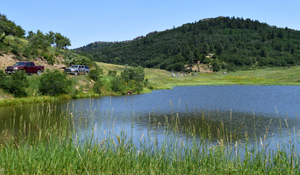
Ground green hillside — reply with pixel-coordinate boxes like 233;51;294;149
76;16;300;72
0;13;90;66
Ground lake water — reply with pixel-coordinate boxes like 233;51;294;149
1;85;300;150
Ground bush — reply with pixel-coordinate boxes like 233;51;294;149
226;63;236;72
39;70;71;96
89;69;102;81
42;52;55;65
110;66;147;93
212;62;221;72
63;50;91;66
93;80;103;94
121;66;145;83
203;57;211;64
111;76;124;92
0;71;29;97
221;63;226;69
0;70;8;89
133;82;143;93
108;70;117;77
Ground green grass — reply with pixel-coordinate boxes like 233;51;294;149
0;103;300;174
97;62;300;90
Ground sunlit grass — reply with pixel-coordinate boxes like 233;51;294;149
97;62;300;89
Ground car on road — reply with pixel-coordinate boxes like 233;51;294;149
64;65;90;75
5;62;44;75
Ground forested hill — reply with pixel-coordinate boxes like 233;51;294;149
75;16;300;71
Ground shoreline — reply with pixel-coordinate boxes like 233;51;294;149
1;81;300;106
1;63;300;106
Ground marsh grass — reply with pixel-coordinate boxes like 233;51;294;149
0;102;300;174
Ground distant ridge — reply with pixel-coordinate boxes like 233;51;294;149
75;16;300;72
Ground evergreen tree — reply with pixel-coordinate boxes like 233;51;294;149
212;62;220;72
261;47;268;57
277;30;284;38
215;42;223;55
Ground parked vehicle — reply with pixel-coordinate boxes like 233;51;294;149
5;62;44;75
64;65;90;75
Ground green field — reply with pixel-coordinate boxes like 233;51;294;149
97;62;300;90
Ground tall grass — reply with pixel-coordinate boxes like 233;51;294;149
0;101;300;174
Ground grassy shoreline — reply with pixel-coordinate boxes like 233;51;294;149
1;63;300;106
1;102;299;174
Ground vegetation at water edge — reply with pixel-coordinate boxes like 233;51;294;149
0;103;299;174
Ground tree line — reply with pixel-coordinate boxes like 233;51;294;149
0;13;87;66
76;16;300;72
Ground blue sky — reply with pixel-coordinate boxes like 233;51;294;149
2;0;300;49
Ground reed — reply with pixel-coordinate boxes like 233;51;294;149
0;102;299;174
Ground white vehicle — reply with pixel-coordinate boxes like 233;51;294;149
64;65;90;75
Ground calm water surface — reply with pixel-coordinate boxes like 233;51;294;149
1;85;300;147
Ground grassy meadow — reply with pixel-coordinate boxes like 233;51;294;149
97;62;300;90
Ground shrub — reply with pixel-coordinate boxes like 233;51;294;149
110;66;147;93
39;70;71;96
203;57;211;64
89;69;102;81
0;70;9;90
221;63;226;69
0;71;29;97
133;82;143;93
42;52;55;65
111;76;124;92
121;66;145;83
212;62;221;72
108;70;117;77
226;63;236;72
93;80;103;94
10;71;29;97
63;50;91;65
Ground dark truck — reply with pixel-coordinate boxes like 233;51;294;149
5;62;44;75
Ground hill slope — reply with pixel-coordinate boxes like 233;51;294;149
76;16;300;71
0;13;91;68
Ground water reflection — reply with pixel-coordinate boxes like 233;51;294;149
1;86;300;148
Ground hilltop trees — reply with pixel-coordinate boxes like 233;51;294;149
0;13;25;41
76;16;300;71
0;13;75;64
27;30;51;51
54;32;71;49
27;30;71;50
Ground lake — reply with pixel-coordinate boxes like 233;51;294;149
1;85;300;150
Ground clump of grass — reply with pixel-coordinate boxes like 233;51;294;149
0;102;300;174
